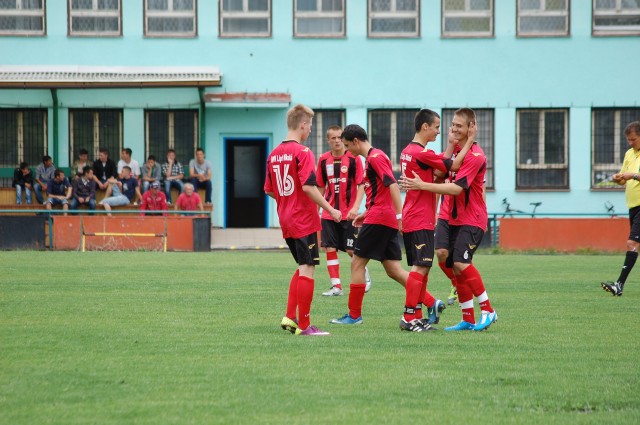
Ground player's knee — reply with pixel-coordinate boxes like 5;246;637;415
436;248;448;263
627;240;639;252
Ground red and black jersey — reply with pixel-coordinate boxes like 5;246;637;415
400;142;452;232
450;143;487;230
316;151;364;220
362;148;398;229
264;140;321;239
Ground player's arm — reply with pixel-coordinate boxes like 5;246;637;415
390;182;404;233
302;185;341;222
347;184;365;221
400;170;463;195
450;122;477;172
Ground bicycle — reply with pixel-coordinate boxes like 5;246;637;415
502;198;542;218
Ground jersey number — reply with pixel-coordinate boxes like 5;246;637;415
273;164;295;197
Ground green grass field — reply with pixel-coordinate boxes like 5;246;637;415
1;251;639;424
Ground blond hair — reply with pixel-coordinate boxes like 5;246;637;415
286;104;314;130
455;108;476;126
326;124;342;138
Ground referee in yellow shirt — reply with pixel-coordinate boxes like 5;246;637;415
602;120;640;296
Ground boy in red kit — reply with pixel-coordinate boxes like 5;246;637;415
264;104;342;337
400;108;497;332
399;109;473;332
316;125;367;297
329;124;408;327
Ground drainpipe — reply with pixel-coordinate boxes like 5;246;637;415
198;87;206;151
50;88;58;160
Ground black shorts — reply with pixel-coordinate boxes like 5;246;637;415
629;206;640;242
321;219;357;252
286;233;320;266
403;229;435;267
354;224;402;262
446;225;485;268
434;218;451;251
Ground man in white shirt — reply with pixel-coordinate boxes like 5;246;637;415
117;148;141;179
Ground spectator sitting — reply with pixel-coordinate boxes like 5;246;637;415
92;148;118;190
162;149;184;204
99;166;141;217
46;169;72;216
175;182;205;214
117;147;141;179
34;155;55;205
189;148;213;204
141;155;162;193
12;162;34;205
140;181;168;216
71;166;97;213
73;148;90;179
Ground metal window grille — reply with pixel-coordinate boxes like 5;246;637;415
593;0;640;36
368;0;419;38
517;0;570;37
306;109;345;160
145;110;198;165
516;108;569;189
441;108;495;189
368;109;415;174
0;0;45;35
294;0;345;38
69;0;121;37
220;0;271;37
145;0;196;37
0;108;47;175
442;0;493;38
69;109;122;164
592;108;640;189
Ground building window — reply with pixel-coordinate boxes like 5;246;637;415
368;109;415;175
219;0;271;38
306;109;345;159
68;0;121;37
517;0;570;37
0;0;46;36
441;108;495;189
0;109;47;169
368;0;419;38
593;0;640;36
144;0;197;37
294;0;345;38
145;110;198;164
442;0;493;38
592;108;640;190
516;109;569;190
69;109;122;164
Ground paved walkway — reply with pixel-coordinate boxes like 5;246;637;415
211;228;287;250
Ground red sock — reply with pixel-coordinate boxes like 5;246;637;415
285;270;299;320
439;262;456;286
455;275;475;324
404;272;423;322
348;283;367;319
297;275;314;330
421;274;436;309
460;265;493;312
416;277;426;320
326;251;341;289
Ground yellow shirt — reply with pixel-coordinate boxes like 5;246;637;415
620;147;640;209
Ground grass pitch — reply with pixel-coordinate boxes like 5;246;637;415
1;251;639;424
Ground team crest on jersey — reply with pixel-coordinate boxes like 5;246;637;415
472;153;482;157
341;165;348;173
302;147;309;152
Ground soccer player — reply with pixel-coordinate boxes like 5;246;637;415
264;104;342;337
602;120;640;296
316;125;367;297
399;109;473;331
329;124;411;328
400;108;497;332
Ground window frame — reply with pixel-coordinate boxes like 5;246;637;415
368;108;417;175
144;0;198;38
293;0;346;39
516;108;570;191
219;0;272;38
0;0;46;36
0;108;48;168
517;0;571;38
368;0;420;39
306;109;345;159
144;109;199;162
441;0;494;39
68;0;122;38
592;0;640;36
69;109;123;164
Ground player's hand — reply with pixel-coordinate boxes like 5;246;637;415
353;213;365;228
467;122;477;144
447;126;456;145
399;170;425;191
346;207;358;221
330;208;342;223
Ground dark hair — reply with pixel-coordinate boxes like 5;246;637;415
122;148;132;156
79;148;89;155
414;109;440;132
42;155;52;163
82;165;92;175
341;124;368;142
624;121;640;136
54;169;64;178
122;165;132;172
99;148;109;155
20;161;29;170
196;147;205;154
147;155;156;161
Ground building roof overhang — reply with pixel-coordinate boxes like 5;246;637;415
204;92;291;108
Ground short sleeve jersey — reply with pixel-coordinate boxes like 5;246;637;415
450;143;487;230
264;140;320;239
316;151;364;220
362;148;398;229
620;148;640;209
400;142;452;232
